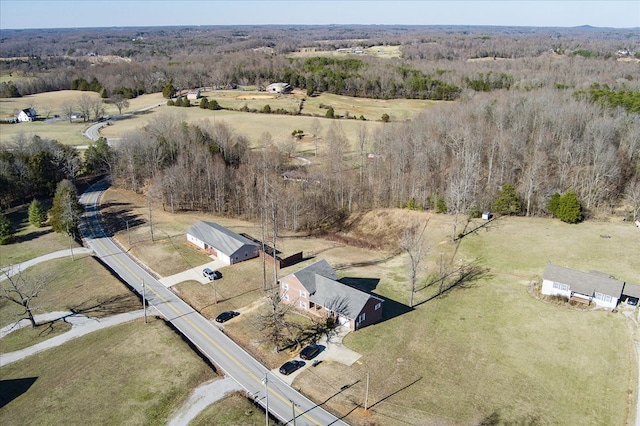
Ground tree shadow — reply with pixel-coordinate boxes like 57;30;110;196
13;228;53;243
67;293;141;318
334;253;399;271
367;376;422;410
0;377;38;408
413;261;490;308
97;201;146;236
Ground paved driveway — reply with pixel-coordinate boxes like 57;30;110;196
158;258;227;287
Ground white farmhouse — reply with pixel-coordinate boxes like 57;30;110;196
17;108;37;122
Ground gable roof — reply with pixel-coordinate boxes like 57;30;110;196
287;260;382;320
543;263;624;297
186;221;258;257
292;259;339;294
19;108;36;117
311;275;382;320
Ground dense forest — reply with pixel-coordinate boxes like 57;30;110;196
1;25;639;231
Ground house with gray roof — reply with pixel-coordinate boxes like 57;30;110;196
279;260;384;331
541;263;625;309
186;221;259;265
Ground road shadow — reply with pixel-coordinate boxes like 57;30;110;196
0;377;38;408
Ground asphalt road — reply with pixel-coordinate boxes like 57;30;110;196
79;179;347;426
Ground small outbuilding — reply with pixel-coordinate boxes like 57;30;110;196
17;108;37;122
186;221;259;265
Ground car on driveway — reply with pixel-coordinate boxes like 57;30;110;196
299;344;322;360
627;297;638;306
203;268;222;280
215;311;239;323
279;360;305;375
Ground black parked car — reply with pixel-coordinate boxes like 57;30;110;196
299;344;322;360
215;311;239;323
279;360;305;375
627;297;638;306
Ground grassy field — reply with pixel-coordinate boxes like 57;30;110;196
288;44;402;59
0;91;165;146
100;187;639;425
0;317;217;425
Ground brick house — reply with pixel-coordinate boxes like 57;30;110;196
279;260;384;331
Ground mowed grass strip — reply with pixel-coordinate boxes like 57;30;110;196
1;320;72;353
0;317;217;425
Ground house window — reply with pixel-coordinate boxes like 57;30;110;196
300;290;307;298
374;303;381;311
283;283;289;290
552;282;569;291
358;313;366;323
594;292;612;303
283;294;289;301
299;301;307;309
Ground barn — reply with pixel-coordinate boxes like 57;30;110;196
186;221;259;265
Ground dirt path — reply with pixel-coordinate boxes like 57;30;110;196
166;377;243;426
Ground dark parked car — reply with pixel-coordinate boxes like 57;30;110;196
215;311;239;323
627;297;638;306
203;268;222;280
279;360;305;375
300;344;322;360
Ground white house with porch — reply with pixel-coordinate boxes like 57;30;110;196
541;263;625;309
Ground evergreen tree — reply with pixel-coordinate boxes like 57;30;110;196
381;113;390;122
492;184;522;215
28;199;47;228
208;99;221;110
547;192;561;216
555;192;583;224
162;81;176;99
199;97;209;109
325;107;335;118
49;180;84;238
0;210;12;245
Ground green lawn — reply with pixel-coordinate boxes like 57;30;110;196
0;318;217;425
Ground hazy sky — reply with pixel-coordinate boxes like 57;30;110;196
1;1;638;29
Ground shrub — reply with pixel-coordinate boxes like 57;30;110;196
325;107;335;118
548;191;583;224
491;184;522;215
381;113;390;122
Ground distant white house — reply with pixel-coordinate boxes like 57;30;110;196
266;82;292;94
17;108;37;122
541;263;624;309
187;89;201;100
186;221;259;265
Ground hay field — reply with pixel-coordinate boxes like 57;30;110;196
288;44;402;59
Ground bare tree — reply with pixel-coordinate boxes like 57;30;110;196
1;267;49;328
312;118;321;157
77;94;93;123
112;94;130;115
399;220;429;307
626;178;640;222
62;101;75;123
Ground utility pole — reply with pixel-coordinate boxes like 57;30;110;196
262;372;269;426
142;279;147;324
364;371;370;411
290;399;297;426
126;219;131;248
